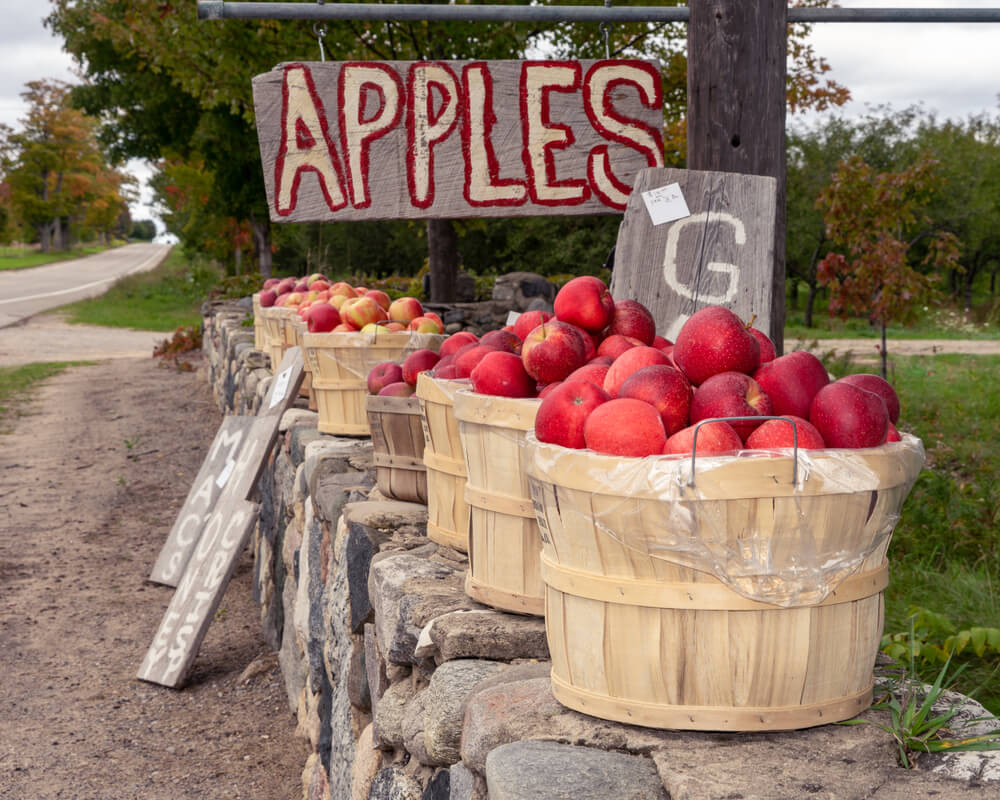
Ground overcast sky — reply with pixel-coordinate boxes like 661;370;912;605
2;1;1000;222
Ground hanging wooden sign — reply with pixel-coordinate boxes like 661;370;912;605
251;59;664;222
138;347;305;688
609;167;777;341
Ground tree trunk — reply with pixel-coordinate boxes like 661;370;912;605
880;322;888;380
427;219;459;303
250;214;273;278
234;245;243;276
688;0;787;353
38;223;52;253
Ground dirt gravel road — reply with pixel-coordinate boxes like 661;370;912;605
0;354;309;799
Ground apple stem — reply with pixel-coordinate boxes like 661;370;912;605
745;313;758;329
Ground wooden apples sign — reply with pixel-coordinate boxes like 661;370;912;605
251;59;664;222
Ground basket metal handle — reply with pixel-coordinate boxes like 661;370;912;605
688;416;801;487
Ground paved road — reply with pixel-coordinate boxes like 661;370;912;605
0;242;172;328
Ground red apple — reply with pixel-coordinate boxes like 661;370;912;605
553;275;615;333
433;364;461;380
409;316;445;334
479;328;523;354
745;416;826;450
604;299;656;345
583;398;666;457
366;289;392;311
672;305;760;385
512;310;554;342
454;344;501;378
534;379;610;450
564;361;611;391
596;333;642;360
262;278;282;290
752;351;830;419
602;345;671;398
401;349;441;386
440;331;479;357
839;373;900;424
259;289;277;308
520;320;588;384
367;361;405;395
388;296;424;325
305;302;341;333
341;296;387;329
886;422;902;442
652;335;673;350
663;420;743;456
308;279;331;292
378;381;416;398
690;371;773;443
537;381;563;399
749;328;777;364
809;381;889;449
470;351;537;398
618;365;692;437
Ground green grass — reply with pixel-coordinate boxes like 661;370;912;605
0;361;96;432
58;248;223;332
826;353;1000;714
0;244;119;271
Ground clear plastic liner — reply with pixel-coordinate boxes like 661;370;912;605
525;432;926;607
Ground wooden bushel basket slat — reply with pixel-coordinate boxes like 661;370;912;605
528;435;925;732
252;293;266;352
415;373;470;553
287;318;318;409
366;394;427;504
304;330;443;436
454;390;544;616
258;306;294;370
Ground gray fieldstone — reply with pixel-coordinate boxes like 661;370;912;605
422;659;509;766
422;768;451;800
491;272;556;311
369;766;424;800
289;422;326;466
369;554;466;664
344;501;430;634
365;623;390;716
373;677;418;750
403;688;433;765
447;762;487;800
426;609;548;662
485;740;667;800
280;407;318;432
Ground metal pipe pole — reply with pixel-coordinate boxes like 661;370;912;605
197;2;1000;24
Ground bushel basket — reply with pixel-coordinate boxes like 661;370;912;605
526;434;925;732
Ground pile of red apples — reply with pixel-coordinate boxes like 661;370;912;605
257;274;444;335
366;275;905;459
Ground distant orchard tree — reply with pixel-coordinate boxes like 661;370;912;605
131;219;157;241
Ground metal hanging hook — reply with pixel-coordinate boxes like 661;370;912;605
313;21;327;62
600;0;612;58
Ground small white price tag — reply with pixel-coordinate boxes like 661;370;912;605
505;310;521;326
215;459;235;488
269;367;292;409
642;182;691;226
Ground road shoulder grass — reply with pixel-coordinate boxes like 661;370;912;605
0;361;96;433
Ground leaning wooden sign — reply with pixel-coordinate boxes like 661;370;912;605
251;59;664;222
138;347;305;688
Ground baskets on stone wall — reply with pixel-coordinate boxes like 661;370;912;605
366;394;428;504
304;330;443;436
526;434;925;732
415;373;470;553
454;390;544;616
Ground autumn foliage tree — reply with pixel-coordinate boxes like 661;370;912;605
816;153;961;375
0;80;131;250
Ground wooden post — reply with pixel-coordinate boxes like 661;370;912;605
687;0;787;353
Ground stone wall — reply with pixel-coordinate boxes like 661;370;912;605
200;301;1000;800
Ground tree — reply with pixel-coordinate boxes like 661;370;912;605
1;81;129;251
49;1;848;287
816;153;961;376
